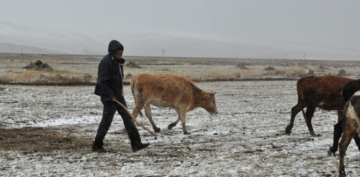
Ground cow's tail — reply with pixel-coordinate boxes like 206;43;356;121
130;78;143;117
130;78;135;97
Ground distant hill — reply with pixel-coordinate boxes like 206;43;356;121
0;22;357;60
0;43;63;54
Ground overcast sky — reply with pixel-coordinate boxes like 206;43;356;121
0;0;359;59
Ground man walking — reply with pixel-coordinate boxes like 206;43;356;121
93;40;149;153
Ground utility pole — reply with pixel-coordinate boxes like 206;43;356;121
304;53;306;60
162;49;165;57
21;48;24;60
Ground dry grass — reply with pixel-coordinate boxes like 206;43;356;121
280;66;309;77
204;68;264;79
0;69;94;85
0;127;91;153
14;70;36;80
240;69;263;78
204;70;237;79
2;53;359;85
295;62;311;68
0;75;13;84
202;65;316;79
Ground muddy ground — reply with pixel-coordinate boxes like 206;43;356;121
1;81;360;176
1;54;360;176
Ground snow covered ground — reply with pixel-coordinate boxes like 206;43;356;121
1;81;359;176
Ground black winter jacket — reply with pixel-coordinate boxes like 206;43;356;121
94;54;126;103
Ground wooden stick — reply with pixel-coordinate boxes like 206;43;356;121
113;100;156;137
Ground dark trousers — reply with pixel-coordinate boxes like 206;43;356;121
93;99;141;147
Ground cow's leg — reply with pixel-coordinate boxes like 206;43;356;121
132;107;139;119
144;103;160;133
329;118;344;156
179;110;189;135
131;108;141;127
303;106;317;136
346;105;360;151
168;109;180;130
131;101;144;120
337;110;343;122
339;126;355;177
353;133;360;151
286;103;305;134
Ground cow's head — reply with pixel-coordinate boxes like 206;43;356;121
201;92;218;115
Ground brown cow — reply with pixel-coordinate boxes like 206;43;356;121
329;79;360;156
333;91;360;177
131;74;218;134
285;75;353;136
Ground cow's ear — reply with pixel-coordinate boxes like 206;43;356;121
211;92;216;95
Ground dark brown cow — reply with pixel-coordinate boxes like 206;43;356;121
131;74;218;135
342;79;360;103
285;75;353;136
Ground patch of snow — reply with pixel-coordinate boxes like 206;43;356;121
1;81;360;176
28;115;99;127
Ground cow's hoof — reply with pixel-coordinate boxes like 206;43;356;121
328;146;337;156
183;132;190;135
340;170;346;177
285;126;292;135
154;127;161;133
168;123;176;130
311;133;321;137
328;148;335;156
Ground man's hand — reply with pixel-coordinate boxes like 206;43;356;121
111;97;117;102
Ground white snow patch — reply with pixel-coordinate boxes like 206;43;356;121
1;82;360;176
28;115;99;127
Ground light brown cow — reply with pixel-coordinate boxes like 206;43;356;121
131;74;218;134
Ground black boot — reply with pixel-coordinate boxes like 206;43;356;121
128;130;150;152
119;105;150;152
131;143;150;152
92;142;111;153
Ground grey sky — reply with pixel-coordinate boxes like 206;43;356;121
0;0;359;59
